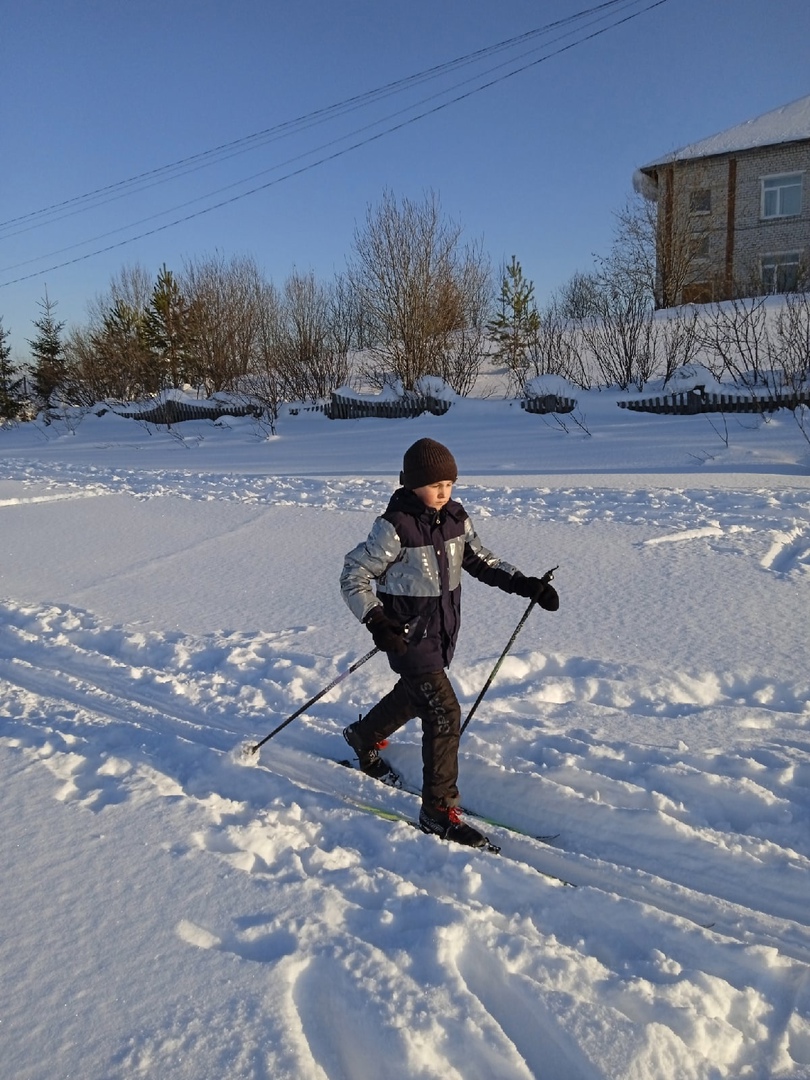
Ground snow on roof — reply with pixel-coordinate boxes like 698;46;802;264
642;93;810;170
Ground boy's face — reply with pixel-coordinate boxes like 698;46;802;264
412;480;454;510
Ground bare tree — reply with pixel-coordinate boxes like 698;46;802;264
243;279;284;428
632;168;717;307
577;257;655;390
699;292;810;444
771;291;810;400
182;253;266;394
698;296;770;385
532;300;592;390
65;264;159;401
555;271;603;321
348;190;491;393
329;271;368;358
614;191;660;303
435;243;491;395
553;191;709;391
774;291;810;446
652;306;701;388
95;263;153;318
268;269;350;402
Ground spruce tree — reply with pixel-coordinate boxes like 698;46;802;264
141;265;192;388
28;290;66;411
487;256;541;388
89;298;154;399
0;316;24;421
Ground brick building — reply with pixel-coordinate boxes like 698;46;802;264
637;95;810;306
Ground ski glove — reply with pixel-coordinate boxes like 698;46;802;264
509;574;560;611
364;607;409;655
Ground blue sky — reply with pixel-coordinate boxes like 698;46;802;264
2;0;809;358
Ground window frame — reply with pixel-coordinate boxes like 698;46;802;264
760;173;803;220
760;250;802;293
689;188;711;215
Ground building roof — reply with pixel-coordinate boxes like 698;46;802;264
642;93;810;170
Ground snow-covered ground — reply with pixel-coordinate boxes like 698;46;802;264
2;387;809;1079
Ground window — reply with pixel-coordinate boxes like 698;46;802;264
689;189;711;214
692;234;710;259
761;173;803;218
761;251;802;293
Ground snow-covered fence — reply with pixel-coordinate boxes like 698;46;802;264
114;400;261;425
520;394;577;415
325;390;453;420
617;386;810;416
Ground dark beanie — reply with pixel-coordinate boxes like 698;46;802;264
400;438;458;489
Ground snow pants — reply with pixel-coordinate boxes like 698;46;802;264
354;670;461;809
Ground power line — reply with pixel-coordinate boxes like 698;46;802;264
0;0;671;288
0;0;633;237
0;0;653;275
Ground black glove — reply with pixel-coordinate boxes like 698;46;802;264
509;574;560;611
364;607;409;655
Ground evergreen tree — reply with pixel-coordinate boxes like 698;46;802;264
141;265;193;388
28;290;66;411
0;316;25;421
487;256;541;389
89;298;156;398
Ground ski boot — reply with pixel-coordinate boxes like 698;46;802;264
418;803;489;849
343;723;401;787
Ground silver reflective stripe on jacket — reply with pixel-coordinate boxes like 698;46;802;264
340;516;402;622
341;513;519;622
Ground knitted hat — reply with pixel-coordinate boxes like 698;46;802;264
400;438;458;489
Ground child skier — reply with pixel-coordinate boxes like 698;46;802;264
340;437;559;848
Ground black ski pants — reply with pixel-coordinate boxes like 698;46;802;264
353;670;461;809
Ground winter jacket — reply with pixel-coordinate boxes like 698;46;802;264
340;488;523;676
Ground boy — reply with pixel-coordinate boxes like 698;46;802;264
340;437;558;848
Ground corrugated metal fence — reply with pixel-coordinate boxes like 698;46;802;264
115;400;261;425
109;386;807;425
520;394;577;414
113;392;578;424
324;391;453;420
618;387;810;415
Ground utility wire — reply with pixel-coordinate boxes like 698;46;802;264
0;0;633;236
0;0;671;288
0;0;653;275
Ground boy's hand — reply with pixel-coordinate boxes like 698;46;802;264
509;574;560;611
364;608;409;654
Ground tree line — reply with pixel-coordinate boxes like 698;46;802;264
2;188;809;424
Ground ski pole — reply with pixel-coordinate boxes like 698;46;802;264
460;566;558;736
245;645;380;755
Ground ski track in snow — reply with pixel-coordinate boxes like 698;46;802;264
2;592;810;1078
3;455;810;1077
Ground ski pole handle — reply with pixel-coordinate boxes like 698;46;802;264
533;564;559;600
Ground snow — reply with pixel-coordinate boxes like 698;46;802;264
1;388;810;1080
642;92;810;166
